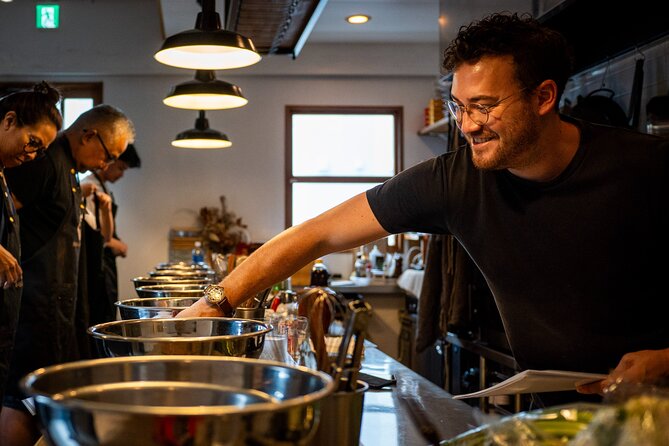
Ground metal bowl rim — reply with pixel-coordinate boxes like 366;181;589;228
20;355;335;416
135;284;208;291
114;296;201;311
87;317;273;342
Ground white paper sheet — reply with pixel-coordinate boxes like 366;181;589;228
453;369;607;399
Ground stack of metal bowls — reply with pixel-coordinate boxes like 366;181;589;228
21;355;334;446
132;262;217;293
88;317;272;358
132;275;211;289
114;296;200;319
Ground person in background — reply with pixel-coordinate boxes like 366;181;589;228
178;12;669;403
82;143;141;326
0;81;62;416
0;104;135;446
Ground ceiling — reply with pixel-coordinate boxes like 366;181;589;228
159;0;441;58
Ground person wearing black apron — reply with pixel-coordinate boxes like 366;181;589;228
1;104;134;446
0;82;62;415
82;144;140;327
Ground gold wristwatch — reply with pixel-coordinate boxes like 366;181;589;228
204;284;234;317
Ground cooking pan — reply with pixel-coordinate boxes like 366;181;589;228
569;56;645;129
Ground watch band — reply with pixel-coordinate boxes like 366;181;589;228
214;296;234;317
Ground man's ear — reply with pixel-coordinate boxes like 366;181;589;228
535;80;559;115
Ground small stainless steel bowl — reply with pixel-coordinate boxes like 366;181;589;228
132;276;211;290
88;317;272;358
115;296;201;319
148;269;216;279
154;261;211;271
134;283;207;299
21;355;334;446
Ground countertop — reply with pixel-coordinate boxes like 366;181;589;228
359;345;479;445
329;277;405;295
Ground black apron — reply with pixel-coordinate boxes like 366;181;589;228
84;173;118;327
0;169;21;404
4;141;84;407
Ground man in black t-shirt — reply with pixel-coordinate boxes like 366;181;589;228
179;13;669;401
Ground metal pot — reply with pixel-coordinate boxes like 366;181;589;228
114;296;200;319
134;283;207;298
88;317;271;358
21;355;334;446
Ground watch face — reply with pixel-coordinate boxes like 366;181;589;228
205;285;224;304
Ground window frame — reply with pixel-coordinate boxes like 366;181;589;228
0;81;102;116
285;105;403;228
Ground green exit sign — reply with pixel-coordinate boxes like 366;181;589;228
36;5;60;29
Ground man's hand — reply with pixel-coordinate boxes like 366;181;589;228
577;349;669;395
96;191;112;212
81;182;97;197
105;237;128;257
0;244;22;289
175;297;224;318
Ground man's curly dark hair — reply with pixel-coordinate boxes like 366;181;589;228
443;12;574;104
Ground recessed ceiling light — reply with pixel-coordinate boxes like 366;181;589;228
346;14;370;25
1;0;14;3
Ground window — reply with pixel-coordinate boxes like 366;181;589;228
0;82;102;128
286;106;403;228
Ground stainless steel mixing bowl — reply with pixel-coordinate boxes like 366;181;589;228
115;296;200;319
21;355;334;446
132;276;212;290
148;269;216;279
134;283;207;299
154;261;211;271
88;317;272;358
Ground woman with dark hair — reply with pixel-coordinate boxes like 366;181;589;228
0;81;62;413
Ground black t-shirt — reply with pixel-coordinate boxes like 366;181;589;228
367;117;669;373
5;135;75;260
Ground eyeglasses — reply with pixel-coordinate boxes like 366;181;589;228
22;134;47;158
94;132;118;164
446;89;527;126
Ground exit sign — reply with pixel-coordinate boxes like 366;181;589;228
36;5;60;29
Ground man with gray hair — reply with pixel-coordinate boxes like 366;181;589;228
0;104;135;446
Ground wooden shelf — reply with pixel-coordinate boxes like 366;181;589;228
418;116;449;136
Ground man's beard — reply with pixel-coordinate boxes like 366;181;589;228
470;113;541;171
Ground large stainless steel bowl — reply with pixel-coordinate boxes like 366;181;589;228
115;296;200;319
132;276;212;289
21;355;334;446
135;283;207;299
88;317;272;358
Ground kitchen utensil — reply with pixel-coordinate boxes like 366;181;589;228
134;283;207;298
21;355;334;446
88;317;271;358
331;300;372;392
114;296;200;320
311;379;368;446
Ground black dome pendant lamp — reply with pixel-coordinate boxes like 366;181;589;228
155;0;261;70
163;70;248;110
172;110;232;149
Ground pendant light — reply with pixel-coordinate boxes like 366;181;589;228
163;70;248;110
155;0;261;70
171;111;232;149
